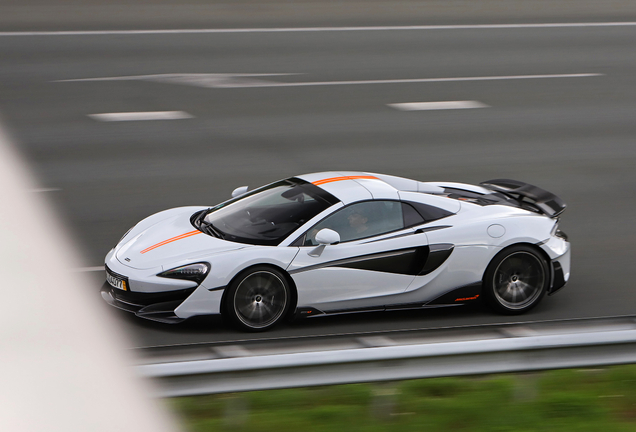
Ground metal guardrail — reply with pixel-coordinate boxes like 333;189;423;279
136;317;636;397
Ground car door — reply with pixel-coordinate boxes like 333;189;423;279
288;200;430;312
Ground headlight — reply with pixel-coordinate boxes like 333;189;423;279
158;263;210;284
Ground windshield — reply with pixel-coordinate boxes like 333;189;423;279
196;178;339;246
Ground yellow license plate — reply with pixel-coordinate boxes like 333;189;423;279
106;272;127;291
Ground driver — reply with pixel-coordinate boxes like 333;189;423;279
305;206;372;245
347;210;369;235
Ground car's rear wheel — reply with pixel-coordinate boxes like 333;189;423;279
227;266;291;331
483;245;548;314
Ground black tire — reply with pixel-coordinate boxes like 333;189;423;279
483;245;549;314
226;266;291;331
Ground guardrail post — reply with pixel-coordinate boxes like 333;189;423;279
513;372;540;401
223;394;249;428
370;382;399;420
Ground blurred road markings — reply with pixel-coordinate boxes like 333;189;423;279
2;22;636;37
389;101;489;111
88;111;193;121
71;266;104;273
62;73;603;89
29;187;61;192
58;73;297;88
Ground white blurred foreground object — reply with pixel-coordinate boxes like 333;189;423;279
389;101;489;111
0;119;181;432
88;111;193;121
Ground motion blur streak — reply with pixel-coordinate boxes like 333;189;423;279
1;22;636;36
56;73;604;89
0;118;181;432
88;111;193;122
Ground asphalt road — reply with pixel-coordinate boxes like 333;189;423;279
1;4;635;348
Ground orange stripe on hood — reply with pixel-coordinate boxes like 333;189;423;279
312;175;379;186
140;230;202;254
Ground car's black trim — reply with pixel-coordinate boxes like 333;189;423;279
414;225;452;234
480;179;567;217
548;261;567;295
426;282;483;305
289;247;428;276
361;225;451;244
100;282;196;320
361;230;423;244
407;201;455;222
136;301;187;324
420;244;454;276
302;302;464;317
318;305;386;315
333;247;429;275
295;283;481;318
290;243;456;276
101;287;139;313
294;307;326;318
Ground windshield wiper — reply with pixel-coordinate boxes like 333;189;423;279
194;208;224;239
197;213;225;240
195;208;210;227
203;222;225;239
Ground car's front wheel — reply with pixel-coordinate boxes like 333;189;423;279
226;266;291;331
483;245;548;314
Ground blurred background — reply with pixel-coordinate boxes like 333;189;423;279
1;0;636;430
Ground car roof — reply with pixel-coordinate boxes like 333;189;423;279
297;172;476;214
296;171;414;204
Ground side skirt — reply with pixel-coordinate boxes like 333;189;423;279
295;283;483;318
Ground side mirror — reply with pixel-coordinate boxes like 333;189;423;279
315;228;340;245
231;186;248;198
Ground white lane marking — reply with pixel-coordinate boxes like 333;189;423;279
56;73;297;82
71;266;104;273
57;73;298;88
389;100;489;111
29;188;61;193
2;22;636;36
63;73;602;90
244;73;603;87
88;111;193;121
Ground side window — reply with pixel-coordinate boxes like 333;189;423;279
402;203;425;227
407;201;454;222
304;201;405;246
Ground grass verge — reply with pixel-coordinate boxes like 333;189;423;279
170;365;636;431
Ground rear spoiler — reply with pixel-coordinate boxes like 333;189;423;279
480;179;566;218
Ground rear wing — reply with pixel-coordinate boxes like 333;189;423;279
480;179;566;218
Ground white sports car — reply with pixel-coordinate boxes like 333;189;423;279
102;172;570;331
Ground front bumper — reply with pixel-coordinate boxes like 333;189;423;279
101;283;196;324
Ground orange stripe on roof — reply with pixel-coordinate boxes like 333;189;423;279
140;230;202;254
312;175;379;186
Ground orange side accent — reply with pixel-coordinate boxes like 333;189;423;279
455;295;480;302
140;230;202;254
312;175;380;186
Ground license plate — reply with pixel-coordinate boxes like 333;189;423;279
106;270;128;291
